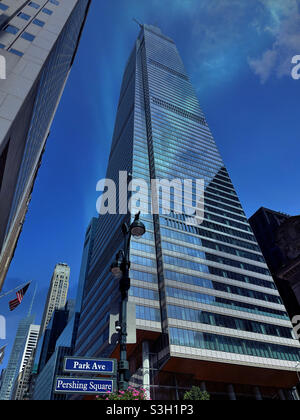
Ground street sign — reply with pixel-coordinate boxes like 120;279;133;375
54;376;116;395
63;357;116;375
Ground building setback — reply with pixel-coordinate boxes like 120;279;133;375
0;0;91;291
74;25;300;400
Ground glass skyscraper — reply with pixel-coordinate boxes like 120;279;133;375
0;313;35;400
75;24;300;400
12;323;40;400
0;0;91;291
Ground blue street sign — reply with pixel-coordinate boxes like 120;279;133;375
63;357;116;375
54;377;116;395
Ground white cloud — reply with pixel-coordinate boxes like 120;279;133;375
248;0;300;83
148;0;300;88
248;50;277;83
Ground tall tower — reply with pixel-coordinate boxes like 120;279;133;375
12;323;40;400
40;263;70;336
0;0;91;291
75;25;300;400
0;285;38;400
0;313;35;400
18;324;40;375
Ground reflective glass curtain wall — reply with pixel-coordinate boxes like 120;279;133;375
76;25;300;395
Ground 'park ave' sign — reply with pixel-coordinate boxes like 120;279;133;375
63;357;117;375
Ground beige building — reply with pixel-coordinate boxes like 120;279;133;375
40;263;70;336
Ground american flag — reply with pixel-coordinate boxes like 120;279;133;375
9;283;30;311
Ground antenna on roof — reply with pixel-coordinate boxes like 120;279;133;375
27;282;37;316
133;18;143;29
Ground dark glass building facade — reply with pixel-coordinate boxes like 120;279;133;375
75;25;300;400
33;308;80;401
249;207;300;322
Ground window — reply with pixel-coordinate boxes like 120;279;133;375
42;8;53;15
0;43;5;49
0;3;8;11
33;19;45;27
18;12;31;20
49;0;59;4
169;328;300;362
136;305;161;322
21;32;35;42
4;25;19;35
28;1;40;8
9;48;23;57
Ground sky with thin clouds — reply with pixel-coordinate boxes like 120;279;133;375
0;0;299;370
248;0;300;82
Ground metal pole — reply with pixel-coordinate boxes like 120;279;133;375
142;341;151;399
296;362;300;384
0;281;32;300
118;295;129;390
118;224;131;391
289;361;299;400
113;213;145;392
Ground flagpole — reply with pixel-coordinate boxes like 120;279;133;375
27;283;37;316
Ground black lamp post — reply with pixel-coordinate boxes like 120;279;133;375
111;212;146;391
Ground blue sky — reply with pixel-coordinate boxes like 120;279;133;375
0;0;299;370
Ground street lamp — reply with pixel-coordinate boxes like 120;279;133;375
111;212;146;391
130;215;146;238
110;251;124;279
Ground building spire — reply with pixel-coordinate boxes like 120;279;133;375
27;282;37;317
132;18;143;29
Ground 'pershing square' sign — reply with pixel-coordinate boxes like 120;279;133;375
54;377;116;395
